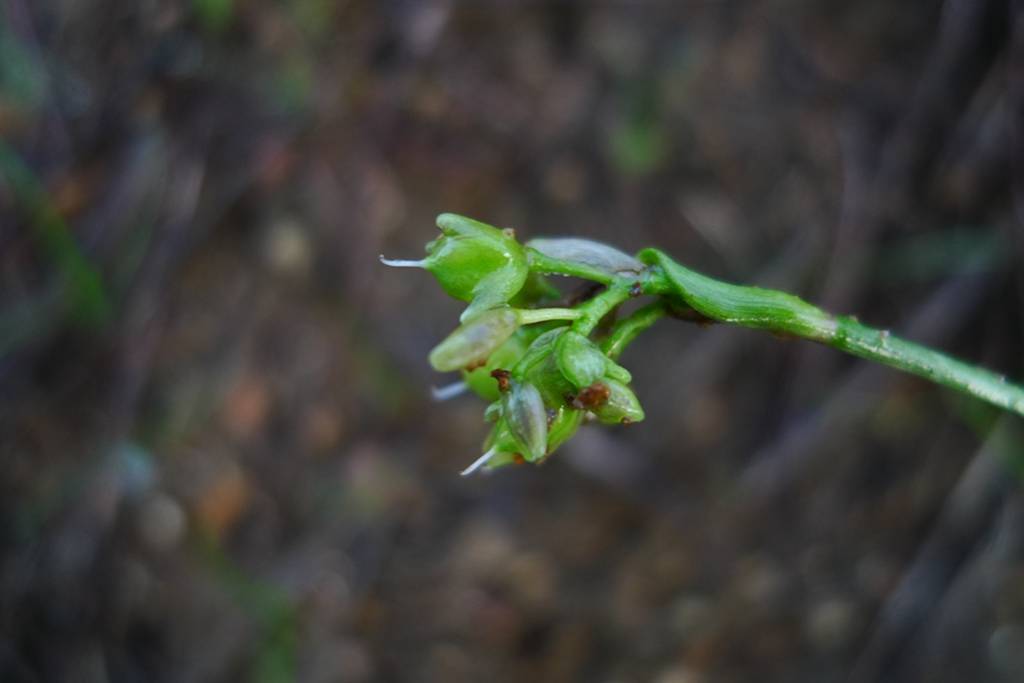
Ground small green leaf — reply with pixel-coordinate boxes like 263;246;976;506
527;237;643;276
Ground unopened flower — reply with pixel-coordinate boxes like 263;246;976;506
428;307;520;372
461;329;534;401
591;379;645;425
382;213;529;322
555;330;609;389
501;380;547;462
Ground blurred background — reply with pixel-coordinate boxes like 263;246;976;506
2;1;1024;681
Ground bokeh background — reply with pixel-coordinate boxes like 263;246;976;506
3;1;1024;681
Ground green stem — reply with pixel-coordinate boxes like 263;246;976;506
517;307;583;324
601;302;667;360
638;248;1024;418
833;317;1024;415
572;283;634;336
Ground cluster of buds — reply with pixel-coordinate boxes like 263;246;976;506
383;214;647;475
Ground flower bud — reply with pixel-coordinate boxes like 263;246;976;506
603;358;632;384
514;327;566;375
501;380;548;462
462;422;521;475
592;379;645;425
510;328;577;408
426;214;529;319
555;330;608;389
484;401;502;422
429;307;520;372
461;330;532;401
546;406;584;454
526;237;643;276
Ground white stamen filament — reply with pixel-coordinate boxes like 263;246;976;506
379;256;426;268
460;447;498;476
431;381;468;401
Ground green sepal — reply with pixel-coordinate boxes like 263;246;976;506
592;379;645;425
483;419;519;453
512;327;567;378
428;307;519;372
478;449;520;471
604;358;632;384
461;329;532;401
546;406;584;454
500;380;548;461
424;214;529;316
510;271;562;308
527;353;575;408
483;401;502;422
555;330;607;389
511;328;576;408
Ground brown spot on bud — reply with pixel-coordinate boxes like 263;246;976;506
490;368;511;392
464;359;487;371
629;281;643;297
571;382;611;410
512;453;526;465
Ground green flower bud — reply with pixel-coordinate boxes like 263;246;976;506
483;401;502;422
470;449;520;474
513;327;566;375
591;379;645;425
546;406;584;454
471;404;583;473
555;330;607;389
461;330;532;401
501;380;548;462
603;358;633;384
429;214;531;323
526;237;643;276
509;327;578;408
458;419;516;474
428;307;520;372
381;214;530;322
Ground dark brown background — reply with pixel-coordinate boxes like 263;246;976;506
2;1;1024;681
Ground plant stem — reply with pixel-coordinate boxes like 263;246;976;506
833;316;1024;415
638;248;1024;418
572;283;634;336
517;307;582;325
601;302;667;360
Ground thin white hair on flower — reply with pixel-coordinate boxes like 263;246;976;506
460;447;498;476
431;381;468;401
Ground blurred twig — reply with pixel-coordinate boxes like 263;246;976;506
849;419;1021;682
